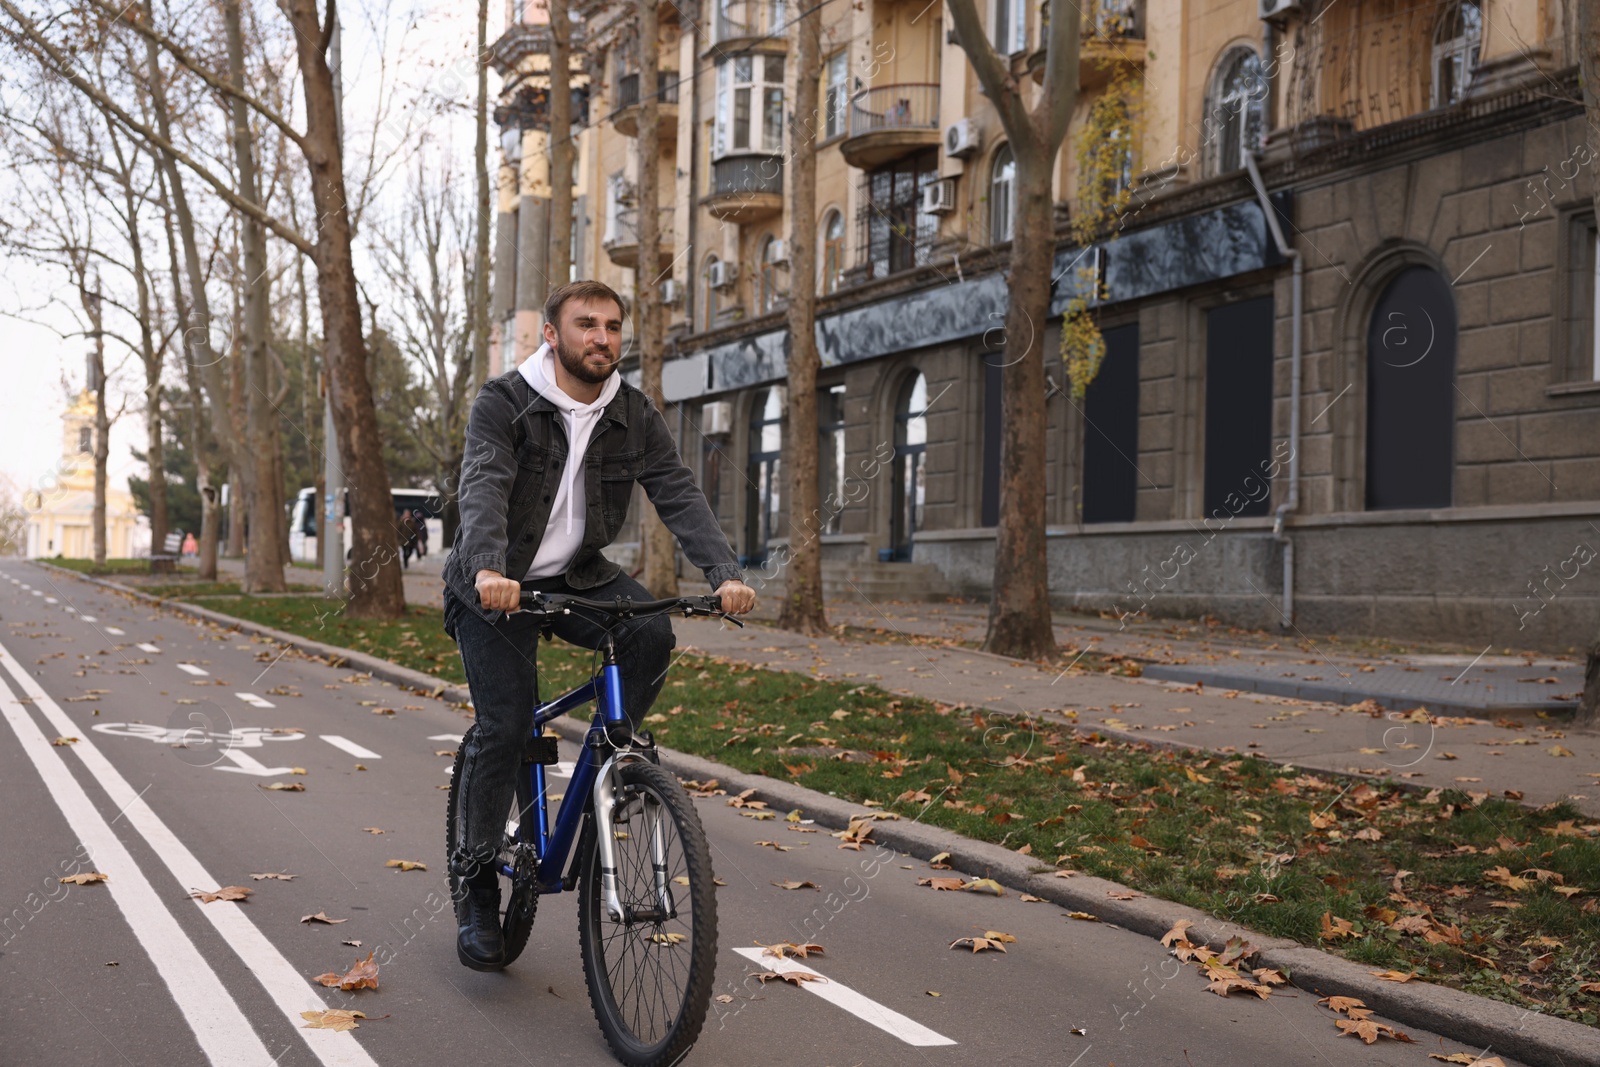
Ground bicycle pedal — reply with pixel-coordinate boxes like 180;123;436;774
522;734;560;765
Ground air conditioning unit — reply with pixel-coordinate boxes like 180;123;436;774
708;261;738;290
921;177;956;214
765;239;787;265
944;118;980;159
660;278;680;306
1258;0;1301;19
701;400;733;436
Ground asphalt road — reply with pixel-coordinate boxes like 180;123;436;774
0;562;1535;1067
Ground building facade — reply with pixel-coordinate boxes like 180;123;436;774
490;0;1600;653
23;392;146;559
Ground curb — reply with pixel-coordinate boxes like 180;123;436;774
33;561;1600;1064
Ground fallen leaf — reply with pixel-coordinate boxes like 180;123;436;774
950;937;1007;953
1318;995;1367;1014
982;930;1017;943
926;990;941;997
301;912;347;925
761;941;825;959
1066;911;1099;922
1335;1017;1414;1044
749;970;825;985
251;872;295;881
260;782;305;792
917;877;969;891
59;872;108;885
1427;1055;1506;1065
1319;911;1357;941
1370;970;1416;982
1107;890;1143;900
385;860;427;872
753;840;792;852
648;932;686;946
772;879;820;890
362;828;384;834
312;950;379;991
51;737;79;746
1020;893;1045;902
191;886;252;903
301;1009;366;1032
342;939;362;947
965;878;1005;896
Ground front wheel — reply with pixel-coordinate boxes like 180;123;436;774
578;761;717;1066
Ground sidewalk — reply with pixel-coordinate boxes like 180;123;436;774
208;554;1599;816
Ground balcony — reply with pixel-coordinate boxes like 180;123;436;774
704;155;783;224
1032;0;1145;89
839;83;940;170
613;70;680;139
706;0;789;54
602;204;675;270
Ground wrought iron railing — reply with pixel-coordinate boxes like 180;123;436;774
710;155;783;198
847;83;941;138
617;70;680;110
602;205;675;249
713;0;789;44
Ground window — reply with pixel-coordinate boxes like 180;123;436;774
821;210;845;294
1210;48;1266;176
715;54;785;157
1081;323;1139;523
702;255;721;329
759;234;782;315
603;172;627;245
1563;214;1600;382
819;384;846;534
823;50;848;140
889;373;928;560
992;0;1026;55
860;148;939;279
1432;1;1482;108
989;142;1015;244
1203;296;1274;520
1365;267;1457;509
78;426;91;454
745;386;785;566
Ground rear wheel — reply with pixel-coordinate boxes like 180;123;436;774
445;724;539;965
578;761;717;1067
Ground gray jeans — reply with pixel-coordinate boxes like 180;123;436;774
443;571;675;867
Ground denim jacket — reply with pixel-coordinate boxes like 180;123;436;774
442;368;743;624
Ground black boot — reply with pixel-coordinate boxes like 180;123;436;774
456;866;506;971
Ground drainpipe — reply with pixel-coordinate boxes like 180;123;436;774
1244;151;1301;631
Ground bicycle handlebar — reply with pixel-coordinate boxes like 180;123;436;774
515;587;744;627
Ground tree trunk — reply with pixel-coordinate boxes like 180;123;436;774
120;140;168;553
222;0;287;593
1577;1;1599;730
983;140;1056;659
548;0;574;288
777;3;827;634
634;0;678;597
283;0;405;618
471;0;491;393
86;283;108;565
946;0;1079;661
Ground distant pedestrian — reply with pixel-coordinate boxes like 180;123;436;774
413;508;430;558
181;532;197;557
399;510;421;569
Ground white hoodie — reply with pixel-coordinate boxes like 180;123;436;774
517;341;622;579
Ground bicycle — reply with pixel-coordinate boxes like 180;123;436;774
445;587;743;1067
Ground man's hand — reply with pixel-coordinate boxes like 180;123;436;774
714;579;757;615
476;569;522;612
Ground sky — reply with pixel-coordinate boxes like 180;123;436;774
0;0;492;509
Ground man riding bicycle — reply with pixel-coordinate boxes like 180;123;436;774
441;279;757;970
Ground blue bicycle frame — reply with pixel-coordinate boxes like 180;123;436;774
510;658;629;895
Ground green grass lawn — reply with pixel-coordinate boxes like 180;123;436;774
180;593;1600;1024
45;556;197;577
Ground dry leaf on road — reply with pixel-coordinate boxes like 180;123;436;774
1371;970;1416;982
761;941;824;959
251;872;295;881
749;970;825;985
385;860;427;872
916;877;968;891
60;872;108;885
313;950;379;991
301;912;347;925
260;782;305;792
950;937;1007;953
362;828;384;834
191;886;252;903
301;1009;366;1032
771;879;820;891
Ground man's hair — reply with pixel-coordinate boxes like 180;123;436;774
544;280;627;331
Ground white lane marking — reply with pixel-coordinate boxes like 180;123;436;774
0;673;277;1064
176;664;210;676
80;615;97;623
321;735;380;760
30;590;41;596
730;947;957;1047
64;606;76;613
551;761;575;778
103;625;121;634
235;692;275;708
214;749;295;776
136;643;161;653
44;596;57;604
427;733;463;741
0;643;381;1067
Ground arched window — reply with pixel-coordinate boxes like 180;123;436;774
745;386;785;565
821;210;845;295
989;143;1015;244
1210;48;1265;176
1366;266;1457;510
78;426;92;454
889;372;927;561
759;233;781;315
1432;1;1482;108
702;254;721;329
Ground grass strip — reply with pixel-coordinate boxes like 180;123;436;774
188;593;1600;1024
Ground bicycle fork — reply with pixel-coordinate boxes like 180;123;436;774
592;753;677;924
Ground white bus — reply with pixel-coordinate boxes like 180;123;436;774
289;487;445;564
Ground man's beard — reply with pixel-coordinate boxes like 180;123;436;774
554;335;617;385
